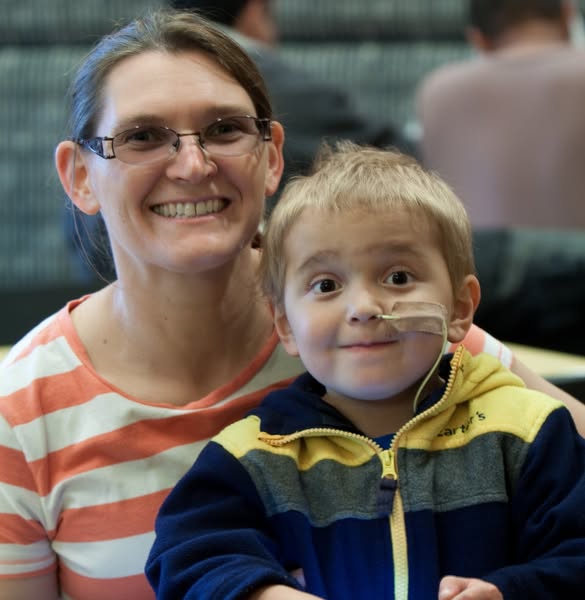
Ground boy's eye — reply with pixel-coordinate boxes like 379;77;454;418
310;278;340;294
386;271;411;285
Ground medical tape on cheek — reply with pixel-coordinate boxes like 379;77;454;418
376;301;447;337
377;302;449;412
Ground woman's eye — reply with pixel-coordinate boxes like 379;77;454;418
386;270;411;286
118;127;167;146
310;279;340;295
206;119;243;138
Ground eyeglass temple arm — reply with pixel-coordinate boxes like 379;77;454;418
76;137;114;160
260;119;272;141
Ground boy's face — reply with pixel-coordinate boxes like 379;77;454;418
275;206;475;405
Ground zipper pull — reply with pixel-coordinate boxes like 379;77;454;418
377;449;398;515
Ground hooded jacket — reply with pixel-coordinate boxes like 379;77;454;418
147;348;585;599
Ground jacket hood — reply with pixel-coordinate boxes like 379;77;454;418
251;348;525;438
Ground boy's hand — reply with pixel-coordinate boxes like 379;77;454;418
248;585;322;599
438;575;503;600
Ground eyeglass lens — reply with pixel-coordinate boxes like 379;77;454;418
112;116;266;164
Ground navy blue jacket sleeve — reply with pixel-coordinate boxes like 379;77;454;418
484;407;585;598
145;440;303;600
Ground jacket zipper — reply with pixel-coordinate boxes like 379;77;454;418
385;345;463;600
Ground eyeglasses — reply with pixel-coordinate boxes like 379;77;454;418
74;115;272;166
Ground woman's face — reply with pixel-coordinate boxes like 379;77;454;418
75;50;284;277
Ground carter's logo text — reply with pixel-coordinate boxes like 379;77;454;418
438;411;486;437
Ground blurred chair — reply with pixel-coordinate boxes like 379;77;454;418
473;228;585;356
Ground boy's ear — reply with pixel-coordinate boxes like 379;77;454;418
447;274;481;343
273;305;300;357
55;140;101;215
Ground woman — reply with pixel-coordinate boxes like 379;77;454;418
0;8;583;600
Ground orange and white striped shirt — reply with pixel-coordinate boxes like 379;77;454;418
0;297;511;599
0;297;303;599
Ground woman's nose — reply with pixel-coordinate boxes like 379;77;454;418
165;134;217;182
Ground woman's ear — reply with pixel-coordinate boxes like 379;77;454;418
273;304;300;357
448;274;481;343
55;141;101;215
264;121;285;198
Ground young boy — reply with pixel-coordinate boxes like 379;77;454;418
146;143;585;600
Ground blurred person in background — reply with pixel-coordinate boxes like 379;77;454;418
416;0;585;355
417;0;585;230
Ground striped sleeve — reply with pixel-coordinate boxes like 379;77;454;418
449;324;514;369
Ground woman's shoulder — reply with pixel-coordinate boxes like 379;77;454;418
1;295;90;367
0;296;95;419
453;324;514;369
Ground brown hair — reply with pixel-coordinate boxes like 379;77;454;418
66;7;272;140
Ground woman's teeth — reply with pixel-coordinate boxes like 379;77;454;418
152;199;226;218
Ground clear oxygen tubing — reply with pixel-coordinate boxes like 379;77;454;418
376;301;448;413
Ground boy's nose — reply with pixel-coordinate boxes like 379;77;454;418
346;289;385;323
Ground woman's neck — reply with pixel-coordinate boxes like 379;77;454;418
73;248;275;404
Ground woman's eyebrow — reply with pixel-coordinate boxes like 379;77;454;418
111;114;165;132
111;106;257;133
210;105;257;118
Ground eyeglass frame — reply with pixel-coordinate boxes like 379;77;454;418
72;115;273;164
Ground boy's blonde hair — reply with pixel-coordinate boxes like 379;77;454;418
260;141;475;308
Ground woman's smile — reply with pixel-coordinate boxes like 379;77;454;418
151;198;228;218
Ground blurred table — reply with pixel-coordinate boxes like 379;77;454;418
507;343;585;380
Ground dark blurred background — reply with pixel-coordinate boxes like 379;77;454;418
0;0;584;359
